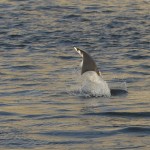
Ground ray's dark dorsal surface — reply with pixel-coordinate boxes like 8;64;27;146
74;47;100;76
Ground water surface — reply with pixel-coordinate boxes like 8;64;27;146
0;0;150;150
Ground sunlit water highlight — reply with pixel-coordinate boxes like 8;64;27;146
0;0;150;150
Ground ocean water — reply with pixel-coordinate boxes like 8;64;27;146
0;0;150;150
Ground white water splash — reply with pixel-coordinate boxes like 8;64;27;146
79;71;111;97
108;81;127;91
68;71;111;97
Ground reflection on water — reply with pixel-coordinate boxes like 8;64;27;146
0;0;150;150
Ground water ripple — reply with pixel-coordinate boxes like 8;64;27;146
40;126;150;138
0;111;17;116
83;112;150;118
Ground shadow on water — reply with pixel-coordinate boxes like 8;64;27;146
110;89;128;96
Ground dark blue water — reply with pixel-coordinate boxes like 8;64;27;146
0;0;150;150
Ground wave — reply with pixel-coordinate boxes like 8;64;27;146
40;126;150;138
83;112;150;118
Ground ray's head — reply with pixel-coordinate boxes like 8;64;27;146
74;47;100;76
